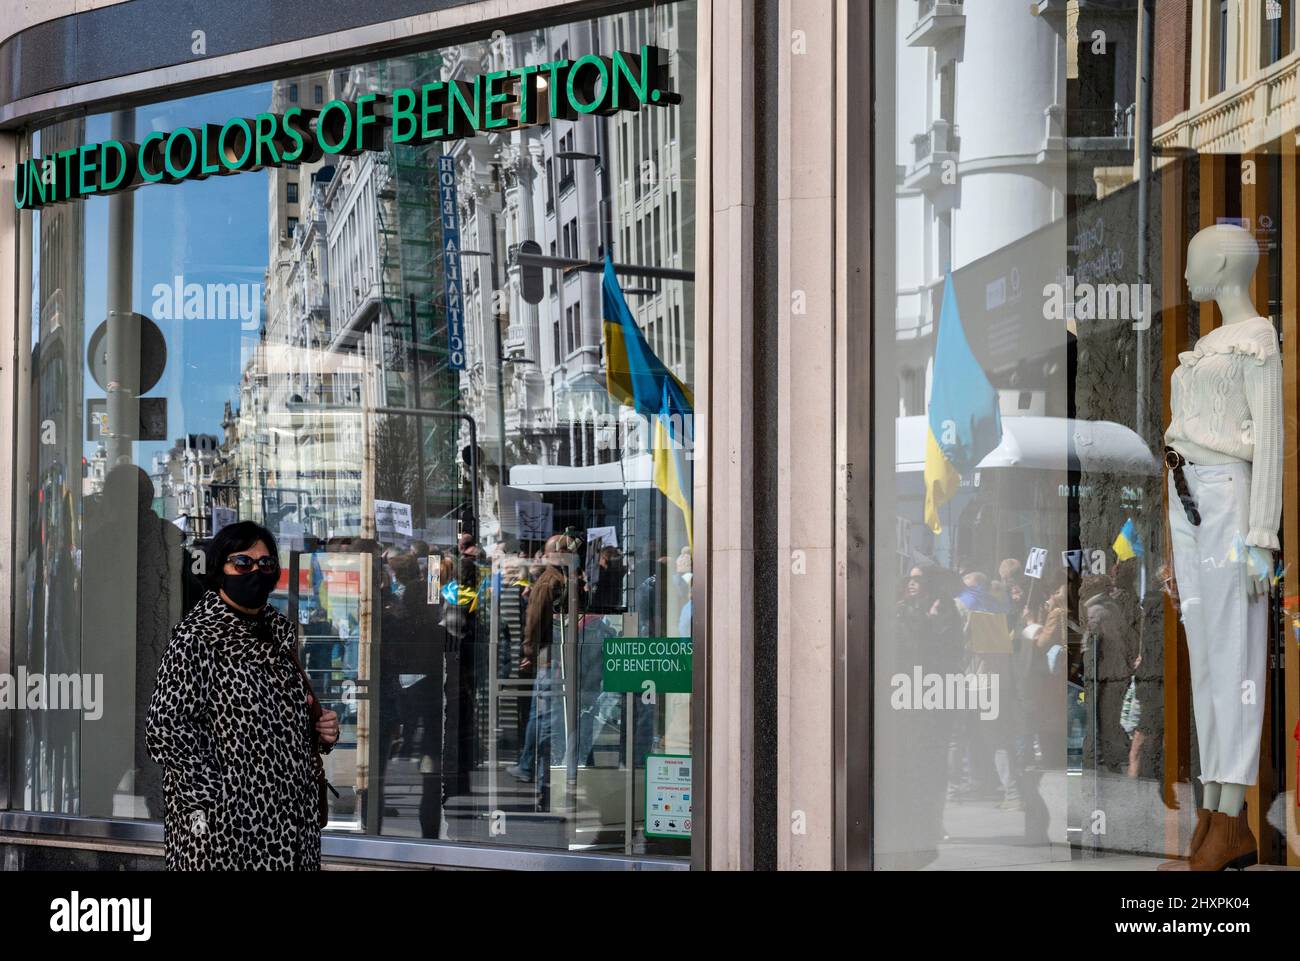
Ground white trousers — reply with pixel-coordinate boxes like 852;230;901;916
1167;461;1267;786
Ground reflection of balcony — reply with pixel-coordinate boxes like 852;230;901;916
504;323;530;359
1156;54;1299;156
906;0;964;48
1068;104;1135;141
327;284;380;354
904;119;961;190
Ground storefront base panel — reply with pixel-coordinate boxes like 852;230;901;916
0;815;688;871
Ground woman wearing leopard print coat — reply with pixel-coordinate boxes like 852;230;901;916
146;522;340;870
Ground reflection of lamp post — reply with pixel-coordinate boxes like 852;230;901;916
105;109;138;468
459;247;508;508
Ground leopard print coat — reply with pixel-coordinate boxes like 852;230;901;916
146;589;332;870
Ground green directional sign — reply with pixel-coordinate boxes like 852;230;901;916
602;637;692;694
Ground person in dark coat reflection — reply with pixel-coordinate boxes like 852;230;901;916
82;464;183;820
886;565;964;868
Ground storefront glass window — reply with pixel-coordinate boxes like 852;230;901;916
15;2;697;859
873;0;1296;869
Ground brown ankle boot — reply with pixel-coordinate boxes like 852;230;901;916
1157;808;1213;871
1190;808;1257;871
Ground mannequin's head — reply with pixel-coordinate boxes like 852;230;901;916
1185;222;1259;303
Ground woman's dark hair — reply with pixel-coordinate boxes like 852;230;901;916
924;566;965;603
457;554;479;587
390;553;420;585
204;521;279;589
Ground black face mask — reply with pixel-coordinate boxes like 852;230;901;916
222;570;278;610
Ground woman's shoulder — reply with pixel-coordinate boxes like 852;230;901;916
164;592;228;658
173;591;226;636
174;590;276;646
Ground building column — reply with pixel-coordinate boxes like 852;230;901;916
697;0;869;872
694;0;758;871
775;0;842;872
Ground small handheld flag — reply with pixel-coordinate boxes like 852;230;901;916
1112;518;1143;562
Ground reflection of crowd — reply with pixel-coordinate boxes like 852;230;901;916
507;535;691;793
891;548;1164;862
376;527;693;824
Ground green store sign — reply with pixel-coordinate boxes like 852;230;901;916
14;45;679;210
602;636;693;695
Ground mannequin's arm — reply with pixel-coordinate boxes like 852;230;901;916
1244;352;1283;550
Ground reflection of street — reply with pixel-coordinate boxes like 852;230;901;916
925;775;1138;873
374;748;645;849
910;774;1207;870
378;761;579;847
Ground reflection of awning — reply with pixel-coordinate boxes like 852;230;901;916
509;453;654;492
895;415;1159;474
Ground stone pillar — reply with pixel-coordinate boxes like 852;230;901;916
773;0;839;872
695;0;759;871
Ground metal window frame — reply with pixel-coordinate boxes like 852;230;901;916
833;0;875;872
0;0;649;130
0;0;705;874
0;813;688;870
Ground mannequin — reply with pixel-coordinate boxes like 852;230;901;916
1159;222;1281;871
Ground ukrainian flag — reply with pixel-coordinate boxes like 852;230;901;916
653;379;694;550
603;255;694;411
311;553;332;621
924;273;1002;534
1112;518;1143;561
602;255;694;548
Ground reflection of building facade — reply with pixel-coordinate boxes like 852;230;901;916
205;19;699;548
441;8;696;544
232;71;384;543
1153;0;1295;156
83;443;108;496
894;1;1069;418
150;434;220;537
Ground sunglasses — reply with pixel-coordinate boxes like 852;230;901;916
227;554;280;574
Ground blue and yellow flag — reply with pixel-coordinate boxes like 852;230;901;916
653;379;694;549
924;273;1002;533
1112;518;1143;561
603;256;694;413
602;256;694;548
311;553;334;622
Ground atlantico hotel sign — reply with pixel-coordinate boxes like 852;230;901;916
14;45;679;209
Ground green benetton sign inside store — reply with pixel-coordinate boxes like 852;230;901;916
14;45;679;210
602;637;693;694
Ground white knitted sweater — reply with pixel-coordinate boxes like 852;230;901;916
1164;316;1283;549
